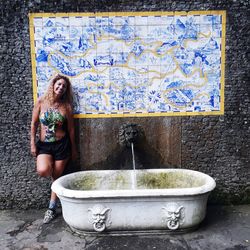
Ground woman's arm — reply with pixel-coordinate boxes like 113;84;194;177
30;99;41;157
66;104;77;161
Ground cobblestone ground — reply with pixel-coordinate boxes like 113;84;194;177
0;205;249;250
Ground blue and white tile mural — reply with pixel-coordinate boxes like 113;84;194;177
29;11;226;118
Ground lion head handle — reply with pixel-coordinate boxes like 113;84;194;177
162;203;185;230
118;123;144;147
88;205;112;232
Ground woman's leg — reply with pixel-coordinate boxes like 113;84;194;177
50;158;69;202
36;154;57;223
36;154;54;177
37;154;69;223
37;155;69;201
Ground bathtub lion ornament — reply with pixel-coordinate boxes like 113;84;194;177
88;204;112;232
118;123;144;147
162;203;185;230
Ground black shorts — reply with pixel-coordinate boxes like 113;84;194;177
36;135;71;160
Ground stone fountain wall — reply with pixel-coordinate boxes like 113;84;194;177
0;0;249;208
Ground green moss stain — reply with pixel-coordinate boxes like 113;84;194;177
109;174;129;189
68;172;130;191
67;171;205;191
137;172;204;189
69;173;97;190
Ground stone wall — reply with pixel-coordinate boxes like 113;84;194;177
0;0;249;209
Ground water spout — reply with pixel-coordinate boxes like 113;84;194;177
131;142;137;189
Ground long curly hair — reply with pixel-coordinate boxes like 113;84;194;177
43;74;73;107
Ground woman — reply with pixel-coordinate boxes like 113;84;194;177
30;74;77;224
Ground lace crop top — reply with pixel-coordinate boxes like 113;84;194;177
39;108;66;142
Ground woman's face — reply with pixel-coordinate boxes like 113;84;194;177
53;78;67;98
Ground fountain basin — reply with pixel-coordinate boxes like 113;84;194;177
52;169;216;234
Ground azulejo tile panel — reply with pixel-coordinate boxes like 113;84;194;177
29;11;226;118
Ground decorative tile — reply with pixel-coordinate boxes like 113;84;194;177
29;11;226;118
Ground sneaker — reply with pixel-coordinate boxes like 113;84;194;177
43;209;56;224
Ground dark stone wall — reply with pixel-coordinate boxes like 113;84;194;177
0;0;249;209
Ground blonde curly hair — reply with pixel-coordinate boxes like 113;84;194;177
43;74;73;107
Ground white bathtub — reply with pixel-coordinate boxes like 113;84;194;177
52;169;216;234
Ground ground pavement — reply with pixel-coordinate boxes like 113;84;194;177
0;205;249;250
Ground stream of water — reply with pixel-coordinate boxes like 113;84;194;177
131;142;137;189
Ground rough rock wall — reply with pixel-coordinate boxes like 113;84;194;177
0;0;249;208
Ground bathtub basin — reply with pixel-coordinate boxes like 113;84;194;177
52;169;216;234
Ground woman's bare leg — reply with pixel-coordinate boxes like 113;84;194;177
37;155;69;200
50;158;69;201
37;155;69;223
36;154;54;177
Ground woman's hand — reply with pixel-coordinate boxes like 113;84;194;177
31;144;37;157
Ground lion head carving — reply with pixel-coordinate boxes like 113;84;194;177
118;123;145;147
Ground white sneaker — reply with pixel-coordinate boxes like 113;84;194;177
43;209;56;224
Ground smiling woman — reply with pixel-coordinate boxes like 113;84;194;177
30;74;77;224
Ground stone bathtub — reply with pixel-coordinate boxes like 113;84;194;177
52;169;216;234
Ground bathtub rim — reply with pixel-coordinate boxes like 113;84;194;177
52;169;216;199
